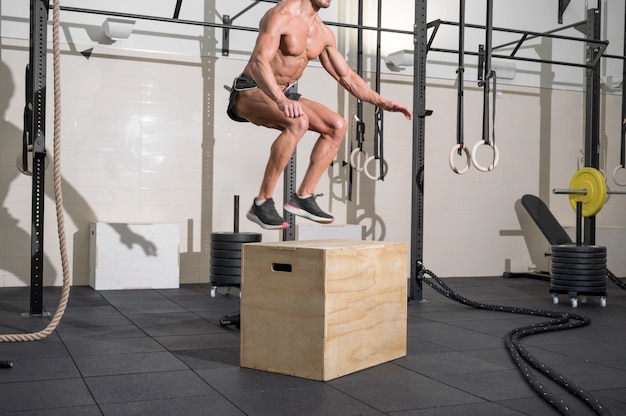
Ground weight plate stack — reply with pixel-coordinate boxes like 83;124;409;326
210;232;261;287
549;244;607;294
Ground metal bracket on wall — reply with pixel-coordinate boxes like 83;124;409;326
559;0;572;24
222;15;231;56
173;0;183;19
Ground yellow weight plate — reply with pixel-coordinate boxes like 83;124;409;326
568;167;607;217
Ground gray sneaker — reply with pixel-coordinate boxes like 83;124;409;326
284;194;334;224
246;198;289;230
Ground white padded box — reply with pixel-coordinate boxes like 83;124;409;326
89;223;180;290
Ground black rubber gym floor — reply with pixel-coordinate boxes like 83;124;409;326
1;275;625;415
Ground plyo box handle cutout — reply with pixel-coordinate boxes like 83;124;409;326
272;263;292;273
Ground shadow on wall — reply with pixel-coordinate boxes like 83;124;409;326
0;57;158;286
0;58;58;287
328;94;388;241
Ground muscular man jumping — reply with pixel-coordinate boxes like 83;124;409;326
227;0;413;230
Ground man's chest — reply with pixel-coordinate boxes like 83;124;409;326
279;21;327;59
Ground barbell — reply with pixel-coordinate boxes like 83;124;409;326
552;167;626;217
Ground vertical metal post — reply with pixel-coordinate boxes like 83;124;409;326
410;0;428;301
282;81;298;242
575;201;582;246
583;8;601;245
27;0;49;316
481;0;494;145
233;195;240;234
619;4;626;168
282;151;297;241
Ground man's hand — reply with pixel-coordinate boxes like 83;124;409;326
278;99;304;118
384;100;413;120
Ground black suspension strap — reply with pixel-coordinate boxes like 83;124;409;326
472;0;500;172
364;0;387;181
449;0;471;174
614;4;626;186
417;265;612;416
347;0;366;201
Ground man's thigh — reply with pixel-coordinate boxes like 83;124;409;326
234;89;290;130
235;90;341;135
298;98;343;136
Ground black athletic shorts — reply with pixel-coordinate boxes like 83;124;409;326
226;73;301;123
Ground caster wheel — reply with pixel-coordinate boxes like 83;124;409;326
211;286;217;298
570;297;578;308
600;297;607;307
552;295;559;305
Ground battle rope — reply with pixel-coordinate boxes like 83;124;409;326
0;0;71;344
608;270;626;290
417;264;612;415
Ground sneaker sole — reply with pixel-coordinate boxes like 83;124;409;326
246;212;289;230
284;204;335;224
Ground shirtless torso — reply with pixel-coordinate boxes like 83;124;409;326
244;0;333;89
230;0;412;230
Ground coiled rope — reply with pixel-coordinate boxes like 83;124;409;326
0;0;70;343
417;264;612;415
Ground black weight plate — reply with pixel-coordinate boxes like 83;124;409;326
551;270;607;278
211;232;262;243
550;280;607;288
551;267;606;276
551;258;607;267
550;264;606;274
210;274;241;285
551;262;606;271
211;241;245;251
551;245;606;254
210;258;242;268
550;283;607;291
550;285;606;292
550;251;606;260
550;273;607;282
550;288;606;296
210;266;241;276
210;249;241;259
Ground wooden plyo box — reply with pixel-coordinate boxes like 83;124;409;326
240;239;408;381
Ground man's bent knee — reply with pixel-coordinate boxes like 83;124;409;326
285;114;309;138
328;117;348;143
334;117;348;138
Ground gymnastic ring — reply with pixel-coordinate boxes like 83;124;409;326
363;155;388;181
350;148;369;172
612;165;626;186
448;144;471;175
471;141;500;172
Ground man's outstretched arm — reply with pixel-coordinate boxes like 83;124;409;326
319;44;412;120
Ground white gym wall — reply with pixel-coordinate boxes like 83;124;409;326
0;0;625;287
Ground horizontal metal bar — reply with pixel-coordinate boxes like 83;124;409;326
553;188;587;195
437;19;608;47
60;6;260;32
492;20;587;51
553;189;626;195
58;6;414;36
428;47;591;69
